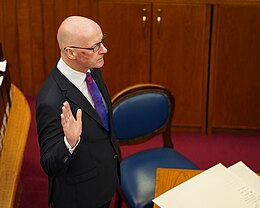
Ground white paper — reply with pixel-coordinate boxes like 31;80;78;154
0;60;7;72
153;162;260;208
0;76;3;85
228;161;260;193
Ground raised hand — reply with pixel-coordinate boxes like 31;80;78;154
61;101;82;147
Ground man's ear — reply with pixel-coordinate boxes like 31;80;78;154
64;48;76;60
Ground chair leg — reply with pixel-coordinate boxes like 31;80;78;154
113;190;123;208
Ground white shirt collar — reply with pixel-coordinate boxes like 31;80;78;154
57;58;90;87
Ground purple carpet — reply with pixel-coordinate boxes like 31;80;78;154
19;96;260;208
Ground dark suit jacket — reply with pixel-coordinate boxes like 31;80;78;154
36;65;120;208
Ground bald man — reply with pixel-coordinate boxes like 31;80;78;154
36;16;120;208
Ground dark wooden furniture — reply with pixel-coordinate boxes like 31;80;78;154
208;4;260;133
98;1;210;133
97;0;260;133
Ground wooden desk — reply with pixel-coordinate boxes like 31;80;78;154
0;85;31;208
154;168;202;208
154;168;260;208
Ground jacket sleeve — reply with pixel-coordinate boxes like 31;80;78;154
36;89;76;177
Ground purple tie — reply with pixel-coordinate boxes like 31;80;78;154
85;72;109;130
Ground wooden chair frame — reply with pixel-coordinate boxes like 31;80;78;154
112;83;176;208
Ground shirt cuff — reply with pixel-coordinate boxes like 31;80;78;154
64;136;80;154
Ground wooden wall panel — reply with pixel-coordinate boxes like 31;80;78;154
17;0;34;94
0;0;20;87
0;0;94;95
151;3;211;132
42;0;58;76
30;0;45;94
0;0;4;44
97;1;151;96
208;5;260;132
1;0;260;133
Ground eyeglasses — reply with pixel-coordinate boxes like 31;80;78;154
64;35;106;53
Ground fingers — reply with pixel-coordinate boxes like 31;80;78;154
76;109;82;123
62;101;72;118
61;101;71;126
60;102;82;143
61;101;82;124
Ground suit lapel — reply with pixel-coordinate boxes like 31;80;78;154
52;68;105;128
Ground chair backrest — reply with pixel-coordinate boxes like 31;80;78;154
112;83;175;148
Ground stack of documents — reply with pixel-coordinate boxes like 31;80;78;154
153;161;260;208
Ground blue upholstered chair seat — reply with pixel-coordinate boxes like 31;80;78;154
120;147;198;208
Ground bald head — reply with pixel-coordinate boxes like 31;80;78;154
57;16;101;51
56;16;107;73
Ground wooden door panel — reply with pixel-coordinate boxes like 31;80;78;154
208;5;260;132
0;0;93;95
151;3;211;132
98;1;151;96
0;0;20;88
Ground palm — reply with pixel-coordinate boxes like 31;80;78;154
61;101;82;146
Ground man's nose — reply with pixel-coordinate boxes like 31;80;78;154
99;43;108;53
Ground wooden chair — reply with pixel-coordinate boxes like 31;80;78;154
112;84;199;208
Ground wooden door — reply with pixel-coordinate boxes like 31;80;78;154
151;3;211;132
98;1;151;97
208;5;260;133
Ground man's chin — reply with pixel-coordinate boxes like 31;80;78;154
96;59;105;68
